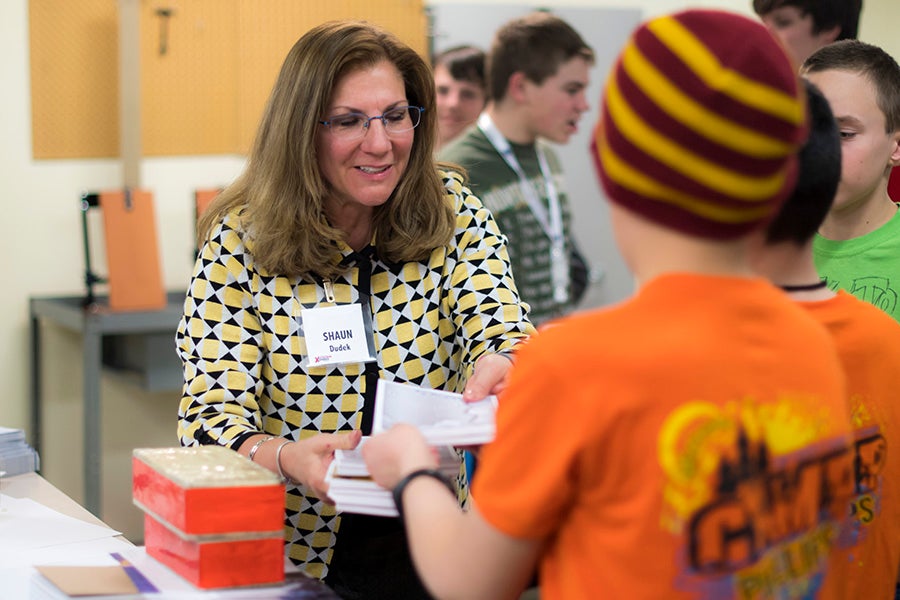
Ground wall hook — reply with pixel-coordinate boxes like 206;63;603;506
155;8;174;56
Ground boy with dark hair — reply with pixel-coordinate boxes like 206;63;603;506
439;11;593;326
753;0;862;66
363;9;856;599
801;40;900;322
752;79;900;600
432;45;487;151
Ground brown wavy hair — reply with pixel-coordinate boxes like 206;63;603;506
198;20;455;279
488;11;594;102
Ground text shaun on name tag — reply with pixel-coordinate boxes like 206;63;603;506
301;304;374;366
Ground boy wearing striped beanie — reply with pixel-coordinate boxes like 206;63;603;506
361;9;855;599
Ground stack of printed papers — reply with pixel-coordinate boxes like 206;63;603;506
372;379;497;445
325;440;461;518
0;426;40;477
326;380;498;517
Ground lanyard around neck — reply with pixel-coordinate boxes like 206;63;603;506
477;112;569;304
477;113;564;245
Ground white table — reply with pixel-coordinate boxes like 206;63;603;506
3;472;123;529
1;472;339;599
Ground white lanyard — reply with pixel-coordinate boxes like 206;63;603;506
478;113;569;303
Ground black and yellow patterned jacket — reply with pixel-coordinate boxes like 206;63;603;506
176;171;535;578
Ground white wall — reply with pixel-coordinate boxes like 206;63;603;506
1;1;246;539
2;0;897;541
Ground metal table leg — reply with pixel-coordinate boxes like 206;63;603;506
29;307;42;459
82;320;102;517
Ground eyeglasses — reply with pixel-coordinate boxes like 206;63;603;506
319;106;425;140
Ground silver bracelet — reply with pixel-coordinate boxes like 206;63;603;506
247;436;274;462
274;440;294;484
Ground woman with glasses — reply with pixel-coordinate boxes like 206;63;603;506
175;20;534;599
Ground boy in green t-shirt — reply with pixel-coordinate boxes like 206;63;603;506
751;79;900;600
802;40;900;322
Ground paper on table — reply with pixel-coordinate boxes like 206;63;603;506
0;494;121;551
0;426;26;437
28;546;339;599
0;426;40;476
35;565;138;596
371;380;497;445
2;539;136;600
0;536;134;570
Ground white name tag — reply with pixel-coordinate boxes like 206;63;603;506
302;304;373;366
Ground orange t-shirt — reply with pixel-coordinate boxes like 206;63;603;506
800;291;900;599
473;274;854;600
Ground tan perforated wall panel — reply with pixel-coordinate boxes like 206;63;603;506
235;0;429;154
30;0;428;158
139;1;240;156
30;0;120;159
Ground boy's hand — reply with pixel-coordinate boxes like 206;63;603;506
362;424;437;490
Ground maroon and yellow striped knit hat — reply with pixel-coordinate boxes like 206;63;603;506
592;9;808;239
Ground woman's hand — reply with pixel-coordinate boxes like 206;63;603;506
281;429;362;502
462;352;514;402
362;424;437;490
458;353;514;458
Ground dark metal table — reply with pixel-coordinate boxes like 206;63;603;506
29;292;186;516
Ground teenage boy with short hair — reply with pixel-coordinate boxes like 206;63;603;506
432;45;487;151
752;79;900;600
363;10;856;599
801;40;900;323
753;0;862;67
439;12;593;326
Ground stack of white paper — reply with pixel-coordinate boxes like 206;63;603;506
372;379;497;445
0;426;40;477
326;380;497;517
326;441;461;518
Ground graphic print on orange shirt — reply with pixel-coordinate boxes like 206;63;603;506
658;396;855;598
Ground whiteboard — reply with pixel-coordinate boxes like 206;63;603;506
428;3;643;308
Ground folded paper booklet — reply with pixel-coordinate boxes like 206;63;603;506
372;380;497;445
326;439;461;518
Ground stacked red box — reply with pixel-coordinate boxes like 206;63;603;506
132;446;286;589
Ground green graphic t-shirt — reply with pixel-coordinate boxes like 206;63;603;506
440;126;579;325
813;205;900;323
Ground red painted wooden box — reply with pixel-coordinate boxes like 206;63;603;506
132;446;286;589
